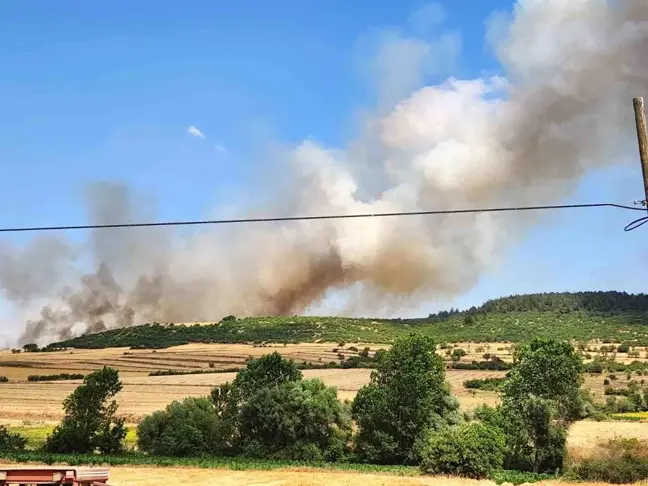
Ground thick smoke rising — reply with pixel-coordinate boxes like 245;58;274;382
3;0;648;346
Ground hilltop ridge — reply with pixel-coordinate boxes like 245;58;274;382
46;291;648;350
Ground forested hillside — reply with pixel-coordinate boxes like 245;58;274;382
46;291;648;350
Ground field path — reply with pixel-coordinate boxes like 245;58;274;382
97;466;648;485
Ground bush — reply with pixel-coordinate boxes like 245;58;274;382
0;425;27;452
28;373;85;382
450;359;512;371
137;397;223;456
419;423;505;479
617;343;631;353
44;367;126;454
0;376;8;383
351;334;460;465
569;438;648;483
238;379;352;461
463;377;506;391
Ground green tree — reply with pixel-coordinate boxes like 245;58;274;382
238;379;352;461
504;338;584;422
351;334;460;464
419;422;505;479
232;352;302;402
491;338;583;473
137;397;223;456
0;426;27;452
44;367;126;454
212;351;303;452
22;343;39;353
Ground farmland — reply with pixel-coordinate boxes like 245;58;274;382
3;339;648;461
0;342;508;420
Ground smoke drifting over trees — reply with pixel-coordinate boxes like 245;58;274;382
2;0;648;345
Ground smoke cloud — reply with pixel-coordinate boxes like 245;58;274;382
2;0;648;346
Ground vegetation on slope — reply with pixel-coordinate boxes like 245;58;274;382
47;291;648;349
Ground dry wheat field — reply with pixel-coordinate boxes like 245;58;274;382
52;466;648;486
0;342;508;421
2;341;648;457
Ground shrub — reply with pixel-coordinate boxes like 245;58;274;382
137;397;223;456
617;343;631;353
351;334;460;465
238;379;352;461
0;425;27;452
419;422;505;479
451;348;467;361
0;376;8;383
22;343;39;353
28;373;84;382
463;377;506;391
569;438;648;483
44;367;126;454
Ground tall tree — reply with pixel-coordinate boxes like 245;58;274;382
44;367;126;454
351;334;460;464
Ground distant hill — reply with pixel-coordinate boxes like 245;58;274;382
46;291;648;350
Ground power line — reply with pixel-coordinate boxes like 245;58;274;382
0;201;646;234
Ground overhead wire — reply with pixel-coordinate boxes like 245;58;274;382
0;201;646;234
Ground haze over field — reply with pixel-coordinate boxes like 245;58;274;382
1;0;648;346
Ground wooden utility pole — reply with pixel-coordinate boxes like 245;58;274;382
633;97;648;205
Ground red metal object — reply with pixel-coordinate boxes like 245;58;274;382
0;466;111;485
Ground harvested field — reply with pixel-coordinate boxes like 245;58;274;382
37;465;648;485
0;341;646;422
0;367;503;422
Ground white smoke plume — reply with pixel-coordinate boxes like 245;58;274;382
2;0;648;346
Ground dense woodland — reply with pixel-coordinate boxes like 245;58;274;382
47;291;648;350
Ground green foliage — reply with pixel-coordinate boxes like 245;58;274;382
451;348;467;361
481;338;583;474
0;450;421;476
149;368;240;377
618;343;631;353
489;470;555;485
0;426;27;452
450;358;511;370
232;352;302;402
351;334;460;465
137;397;224;456
22;343;39;352
419;422;505;479
44;367;126;454
463;377;506;391
238;379;352;461
47;291;648;350
568;438;648;484
27;373;85;382
504;338;584;421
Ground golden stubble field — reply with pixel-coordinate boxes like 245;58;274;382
98;466;648;486
0;343;506;421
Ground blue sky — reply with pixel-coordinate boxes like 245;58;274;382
0;0;646;320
